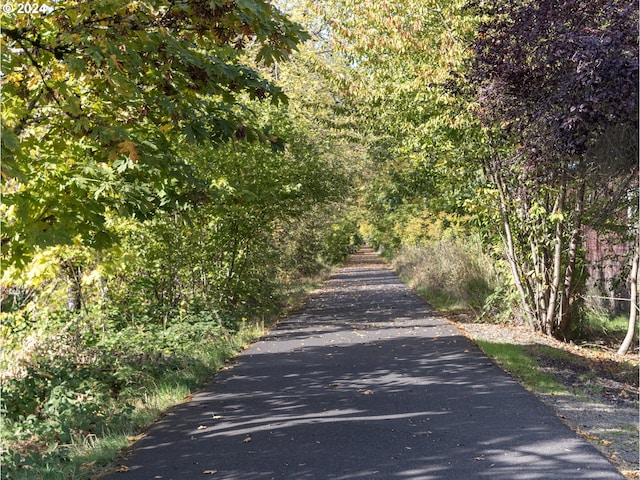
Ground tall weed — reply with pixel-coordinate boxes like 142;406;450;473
392;235;499;311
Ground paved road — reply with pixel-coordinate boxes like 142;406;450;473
107;247;624;479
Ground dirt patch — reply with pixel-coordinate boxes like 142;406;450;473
453;319;639;479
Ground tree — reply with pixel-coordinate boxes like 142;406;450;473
303;0;485;250
618;248;639;355
470;0;638;337
1;0;308;267
1;0;364;330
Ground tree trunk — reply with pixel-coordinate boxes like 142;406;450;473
557;183;586;340
62;261;83;312
618;250;639;355
530;235;545;321
544;190;565;336
491;168;536;324
482;133;536;325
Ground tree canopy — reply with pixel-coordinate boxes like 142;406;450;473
470;0;638;336
2;0;308;264
1;1;638;475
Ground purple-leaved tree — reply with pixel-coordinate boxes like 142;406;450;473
470;0;638;339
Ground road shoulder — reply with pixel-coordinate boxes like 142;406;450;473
453;319;639;479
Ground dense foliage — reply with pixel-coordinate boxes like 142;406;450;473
470;0;639;337
2;0;309;263
313;0;638;339
1;2;361;477
1;0;637;476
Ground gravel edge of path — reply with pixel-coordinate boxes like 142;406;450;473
451;320;639;479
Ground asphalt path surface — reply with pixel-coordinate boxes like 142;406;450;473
107;247;624;479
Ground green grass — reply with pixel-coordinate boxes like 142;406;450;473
474;340;565;395
413;286;470;312
574;311;638;343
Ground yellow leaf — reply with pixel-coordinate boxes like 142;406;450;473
578;430;598;441
118;141;139;162
25;76;40;91
127;433;146;443
3;72;23;86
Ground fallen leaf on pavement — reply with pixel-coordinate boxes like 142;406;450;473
361;389;374;395
578;430;598;441
197;425;208;430
243;436;252;443
203;469;218;474
116;465;130;472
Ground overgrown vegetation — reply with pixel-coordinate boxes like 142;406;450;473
1;315;265;479
0;246;348;479
390;238;639;347
2;0;637;477
392;235;499;312
573;311;640;349
1;1;362;477
326;0;638;345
